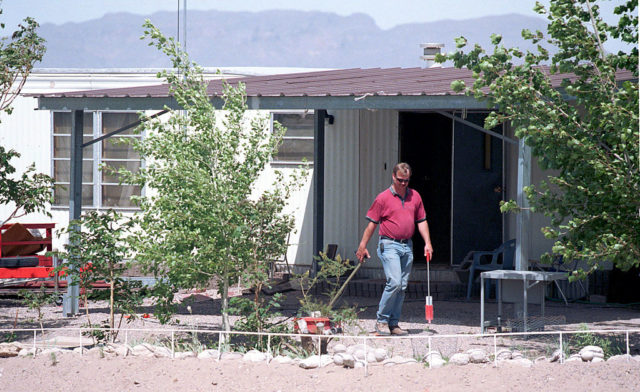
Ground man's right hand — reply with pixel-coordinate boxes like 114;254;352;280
356;247;370;263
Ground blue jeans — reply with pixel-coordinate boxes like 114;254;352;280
376;238;413;326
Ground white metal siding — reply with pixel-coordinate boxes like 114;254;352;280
0;96;54;229
358;110;398;274
323;110;359;260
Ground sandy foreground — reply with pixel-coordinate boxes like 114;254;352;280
1;355;639;392
1;288;640;391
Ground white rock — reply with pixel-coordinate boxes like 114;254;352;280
580;351;595;361
115;345;130;357
496;349;512;361
353;349;366;361
299;355;333;369
40;336;94;349
508;358;533;367
511;351;524;359
424;351;445;367
320;354;333;367
374;348;387;362
174;351;196;359
549;349;562;363
243;350;267;362
467;349;488;364
591;357;605;363
340;353;355;368
566;354;583;362
427;357;446;368
220;352;243;360
102;344;117;354
534;356;547;364
607;354;632;362
273;355;294;364
0;343;24;358
383;356;417;366
581;345;604;355
347;344;365;355
580;346;604;362
424;351;442;362
152;346;172;358
333;344;347;354
197;349;220;359
449;353;470;366
131;344;155;357
333;353;344;366
354;361;365;368
366;352;377;363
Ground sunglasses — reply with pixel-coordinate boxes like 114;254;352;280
395;177;410;184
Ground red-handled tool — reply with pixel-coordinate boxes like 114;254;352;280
425;252;433;324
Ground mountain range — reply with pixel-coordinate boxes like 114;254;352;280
36;10;549;69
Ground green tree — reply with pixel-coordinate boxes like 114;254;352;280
0;5;46;115
0;6;51;226
0;146;53;226
53;209;138;341
125;21;306;332
439;0;638;275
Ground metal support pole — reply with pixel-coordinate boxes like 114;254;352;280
523;277;528;333
63;110;83;317
515;137;531;271
480;274;485;333
514;137;531;324
312;109;326;276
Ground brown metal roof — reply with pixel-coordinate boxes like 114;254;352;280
30;66;636;101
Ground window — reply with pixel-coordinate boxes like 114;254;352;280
272;112;314;164
52;111;143;208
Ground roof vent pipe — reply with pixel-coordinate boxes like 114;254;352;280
420;43;444;68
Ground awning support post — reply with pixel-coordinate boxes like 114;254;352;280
63;110;82;317
515;137;531;271
312;109;326;276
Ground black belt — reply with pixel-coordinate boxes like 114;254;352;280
380;236;410;244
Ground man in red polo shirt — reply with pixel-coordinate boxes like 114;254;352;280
356;162;433;336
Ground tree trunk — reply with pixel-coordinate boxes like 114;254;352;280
220;266;230;347
109;274;115;341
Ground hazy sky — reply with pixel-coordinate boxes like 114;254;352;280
3;0;551;30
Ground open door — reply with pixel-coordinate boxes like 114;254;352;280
399;111;504;265
451;112;504;264
399;112;452;265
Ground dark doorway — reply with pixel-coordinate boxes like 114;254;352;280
451;113;504;264
399;112;452;265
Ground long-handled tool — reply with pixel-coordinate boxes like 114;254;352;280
327;256;366;310
425;252;433;324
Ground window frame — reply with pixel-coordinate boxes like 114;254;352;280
50;110;145;210
270;110;315;166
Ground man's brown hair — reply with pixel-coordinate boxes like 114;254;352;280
393;162;412;177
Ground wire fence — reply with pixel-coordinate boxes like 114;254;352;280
2;326;638;376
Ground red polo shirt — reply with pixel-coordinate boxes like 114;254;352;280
366;186;427;240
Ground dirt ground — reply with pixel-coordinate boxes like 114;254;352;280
1;287;640;391
2;355;639;392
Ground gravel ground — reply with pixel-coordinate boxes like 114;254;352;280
1;287;640;391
